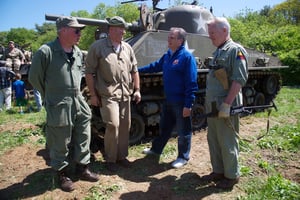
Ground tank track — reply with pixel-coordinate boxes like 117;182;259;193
245;70;282;106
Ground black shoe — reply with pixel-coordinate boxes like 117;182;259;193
201;172;224;182
216;177;239;190
117;159;131;168
105;162;118;172
58;171;75;192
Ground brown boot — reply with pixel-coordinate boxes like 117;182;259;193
201;172;224;182
216;177;239;190
117;159;131;168
58;170;75;192
76;164;99;182
105;162;119;172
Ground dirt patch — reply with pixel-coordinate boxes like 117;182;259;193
0;122;38;133
0;117;299;200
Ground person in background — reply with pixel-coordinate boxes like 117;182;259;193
201;17;248;190
4;41;25;73
139;27;198;169
29;16;99;192
0;61;15;111
12;73;27;114
33;88;42;112
85;16;141;172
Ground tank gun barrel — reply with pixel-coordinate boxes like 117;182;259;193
45;14;142;35
45;14;109;27
121;0;147;4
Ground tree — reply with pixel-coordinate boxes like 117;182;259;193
0;32;8;46
6;28;37;51
35;23;56;35
259;5;271;16
230;0;300;85
271;0;300;25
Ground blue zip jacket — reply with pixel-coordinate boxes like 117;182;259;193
139;45;198;108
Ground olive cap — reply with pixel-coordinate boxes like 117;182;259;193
56;16;85;30
108;16;127;28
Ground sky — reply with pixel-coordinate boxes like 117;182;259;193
0;0;285;31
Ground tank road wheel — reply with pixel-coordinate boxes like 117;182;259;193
253;92;265;112
90;106;106;154
191;104;206;131
130;113;145;145
263;75;279;96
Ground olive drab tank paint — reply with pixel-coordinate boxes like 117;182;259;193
45;1;287;148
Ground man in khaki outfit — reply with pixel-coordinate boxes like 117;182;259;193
85;16;141;172
4;41;25;72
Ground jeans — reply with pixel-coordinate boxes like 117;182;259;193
33;89;42;111
0;87;12;110
151;101;192;160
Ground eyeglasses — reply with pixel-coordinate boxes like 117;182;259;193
168;36;177;40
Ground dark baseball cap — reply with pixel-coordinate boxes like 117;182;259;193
56;16;85;30
108;16;127;28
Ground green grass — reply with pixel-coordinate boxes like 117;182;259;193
258;124;300;152
240;174;300;200
0;129;42;155
0;100;46;125
268;86;300;120
237;86;300;199
84;184;122;200
0;102;46;155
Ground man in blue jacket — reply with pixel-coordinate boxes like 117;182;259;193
139;27;198;168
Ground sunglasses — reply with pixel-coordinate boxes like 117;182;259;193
74;28;81;35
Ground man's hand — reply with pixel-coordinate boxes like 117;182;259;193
183;107;192;117
90;95;101;107
132;90;141;104
218;102;231;118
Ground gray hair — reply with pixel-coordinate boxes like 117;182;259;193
170;27;187;44
207;17;231;35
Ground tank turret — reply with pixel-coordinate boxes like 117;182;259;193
45;1;287;147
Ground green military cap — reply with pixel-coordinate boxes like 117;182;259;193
108;16;127;28
56;16;85;30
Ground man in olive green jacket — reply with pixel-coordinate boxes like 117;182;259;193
29;16;98;192
202;17;248;190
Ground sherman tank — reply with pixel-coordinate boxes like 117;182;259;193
45;1;287;148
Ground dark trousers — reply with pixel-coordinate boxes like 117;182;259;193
151;102;192;160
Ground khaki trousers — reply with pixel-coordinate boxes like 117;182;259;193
6;58;21;72
207;115;240;179
100;97;131;162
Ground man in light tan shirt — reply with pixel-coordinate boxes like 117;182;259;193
85;16;141;172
